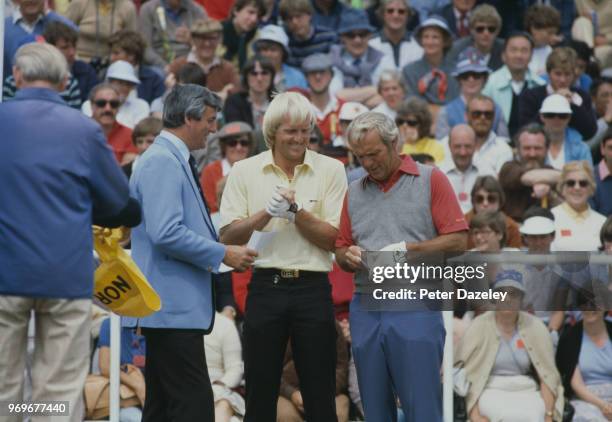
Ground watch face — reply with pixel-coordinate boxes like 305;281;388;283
289;203;298;213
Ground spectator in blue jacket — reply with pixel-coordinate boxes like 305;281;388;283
253;24;308;92
540;93;593;170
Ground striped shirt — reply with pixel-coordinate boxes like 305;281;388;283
286;25;337;68
3;74;82;109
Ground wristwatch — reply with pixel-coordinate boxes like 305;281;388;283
545;410;553;417
288;201;302;215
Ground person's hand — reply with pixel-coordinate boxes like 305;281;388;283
532;183;550;199
595;34;608;47
221;305;237;320
290;390;304;413
266;187;295;222
339;318;351;343
344;245;364;271
216;83;235;102
223;245;257;272
165;72;176;90
175;26;191;44
597;401;612;419
555;88;574;104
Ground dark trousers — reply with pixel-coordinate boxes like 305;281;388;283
243;271;338;422
141;328;214;422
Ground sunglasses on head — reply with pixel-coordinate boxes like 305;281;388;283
474;25;497;34
470;110;494;119
542;113;570;120
385;7;407;15
344;31;369;40
564;179;589;188
249;70;271;76
94;99;120;109
395;118;419;127
225;138;251;147
474;193;498;204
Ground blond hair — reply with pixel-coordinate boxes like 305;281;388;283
557;160;596;194
262;92;315;149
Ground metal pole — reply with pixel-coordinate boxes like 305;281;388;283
443;311;454;422
0;0;5;102
109;313;121;422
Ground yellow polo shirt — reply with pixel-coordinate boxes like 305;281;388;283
219;149;348;271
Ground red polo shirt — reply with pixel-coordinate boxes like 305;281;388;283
336;155;468;248
107;122;136;163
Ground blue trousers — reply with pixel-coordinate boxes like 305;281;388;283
349;294;445;422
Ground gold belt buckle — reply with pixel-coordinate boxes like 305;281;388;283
280;269;300;278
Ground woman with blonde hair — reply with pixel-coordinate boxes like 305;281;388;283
551;161;606;251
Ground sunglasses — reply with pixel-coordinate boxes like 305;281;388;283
474;194;499;204
395;118;419;127
249;70;271;77
542;113;570;120
94;99;120;109
564;179;589;188
344;31;370;39
474;25;497;34
459;72;486;81
385;7;407;15
225;139;251;147
470;110;494;119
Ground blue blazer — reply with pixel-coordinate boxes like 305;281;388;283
123;135;226;331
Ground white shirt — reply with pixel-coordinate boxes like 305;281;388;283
474;132;513;174
371;101;397;120
82;90;150;129
369;35;423;72
440;131;512;175
440;161;487;213
547;142;566;170
529;45;552;77
551;203;607;251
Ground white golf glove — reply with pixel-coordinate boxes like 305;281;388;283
266;188;295;222
380;242;407;252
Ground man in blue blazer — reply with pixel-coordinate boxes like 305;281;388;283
124;84;257;421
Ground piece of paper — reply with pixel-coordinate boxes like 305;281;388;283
218;231;276;272
247;230;277;252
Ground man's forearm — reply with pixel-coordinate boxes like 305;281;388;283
219;210;272;245
294;210;338;251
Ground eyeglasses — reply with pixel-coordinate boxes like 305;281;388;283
249;70;271;77
385;7;407;15
564;179;589;188
459;72;486;81
541;113;571;120
395;118;419;127
474;25;497;34
474;193;499;204
93;99;120;109
225;138;251;147
344;31;370;40
470;110;494;120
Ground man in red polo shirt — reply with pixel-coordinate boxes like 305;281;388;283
90;83;137;164
335;112;468;422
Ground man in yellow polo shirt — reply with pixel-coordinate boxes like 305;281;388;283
219;92;347;422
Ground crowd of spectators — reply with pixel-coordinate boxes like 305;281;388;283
3;0;612;420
